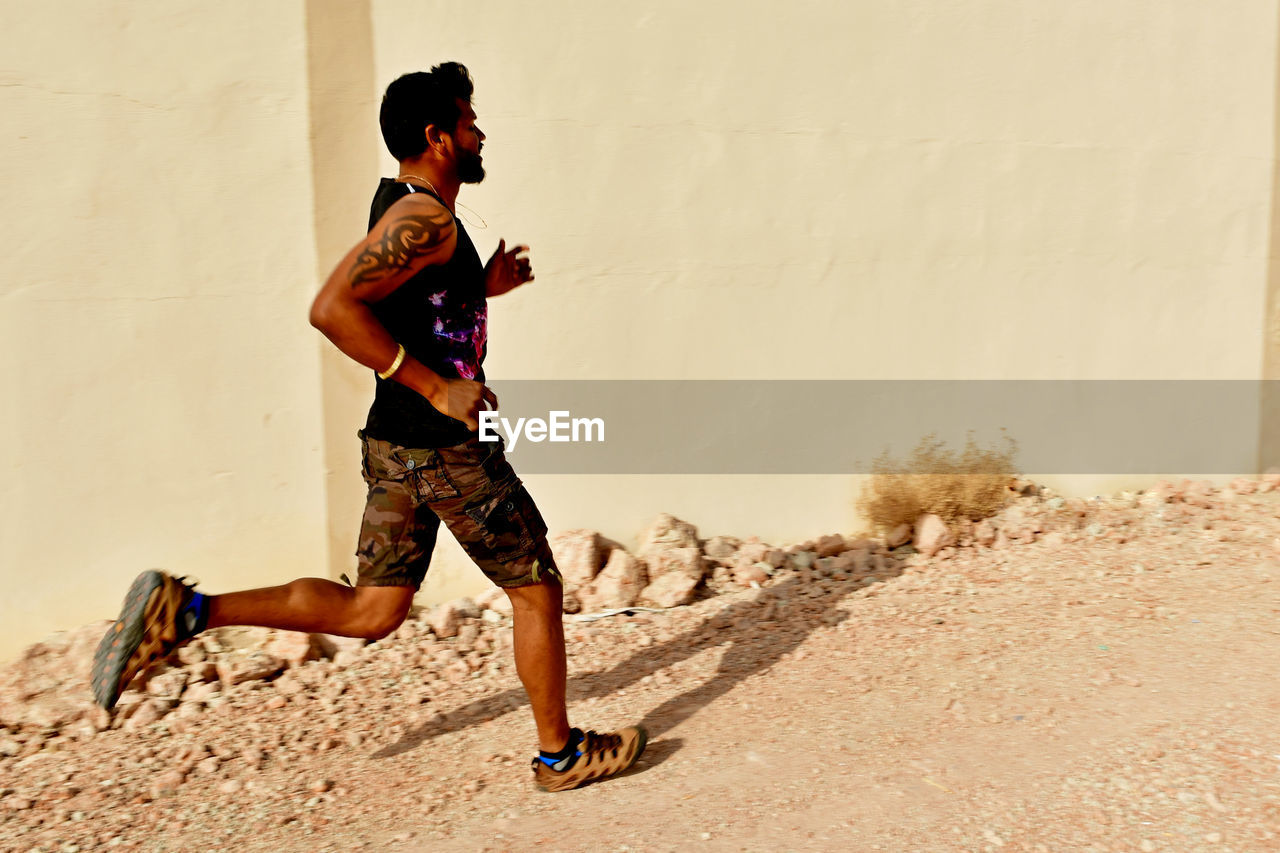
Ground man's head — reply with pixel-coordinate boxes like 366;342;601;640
380;62;485;183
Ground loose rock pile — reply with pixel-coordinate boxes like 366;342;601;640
5;474;1280;747
1;473;1278;850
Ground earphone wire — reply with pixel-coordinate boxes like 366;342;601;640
397;175;488;229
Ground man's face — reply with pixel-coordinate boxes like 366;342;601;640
451;100;485;184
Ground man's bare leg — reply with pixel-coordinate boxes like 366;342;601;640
504;578;571;752
207;580;415;641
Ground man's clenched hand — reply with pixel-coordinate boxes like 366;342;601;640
484;239;534;297
427;378;497;432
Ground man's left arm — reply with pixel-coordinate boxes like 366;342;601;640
484;238;534;297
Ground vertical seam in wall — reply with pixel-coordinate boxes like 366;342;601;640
304;0;378;579
1263;0;1280;472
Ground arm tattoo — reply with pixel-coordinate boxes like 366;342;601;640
348;207;454;289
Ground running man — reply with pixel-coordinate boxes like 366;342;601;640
90;62;645;793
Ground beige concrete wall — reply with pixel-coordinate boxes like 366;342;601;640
303;0;381;585
3;1;1278;659
0;0;327;662
1265;0;1280;474
367;0;1279;598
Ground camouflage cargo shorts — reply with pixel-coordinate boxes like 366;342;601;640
354;430;560;590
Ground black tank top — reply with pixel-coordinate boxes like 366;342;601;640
361;178;488;448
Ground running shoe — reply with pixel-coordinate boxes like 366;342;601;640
90;571;201;710
532;726;648;792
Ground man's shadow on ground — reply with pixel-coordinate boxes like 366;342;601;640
373;560;905;764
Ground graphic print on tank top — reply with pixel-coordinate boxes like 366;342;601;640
426;285;487;380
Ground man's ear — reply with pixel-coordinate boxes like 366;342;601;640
425;123;448;154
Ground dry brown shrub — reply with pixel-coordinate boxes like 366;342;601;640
858;432;1018;533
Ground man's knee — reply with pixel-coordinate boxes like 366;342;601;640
353;585;415;640
503;577;563;615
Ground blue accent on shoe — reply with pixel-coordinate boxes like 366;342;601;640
537;729;583;772
178;591;209;640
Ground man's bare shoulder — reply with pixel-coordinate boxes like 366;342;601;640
376;190;455;240
349;192;458;292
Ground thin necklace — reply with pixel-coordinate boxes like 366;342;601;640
396;174;488;229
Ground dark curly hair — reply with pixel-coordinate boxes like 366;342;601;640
379;62;474;161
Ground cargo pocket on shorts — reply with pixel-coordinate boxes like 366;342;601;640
465;485;547;562
361;441;461;502
407;453;462;502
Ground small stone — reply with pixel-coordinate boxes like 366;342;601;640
548;529;608;586
456;623;480;651
150;769;186;798
814;534;847;558
217;652;285;686
184;681;223;705
788;551;816;571
273;672;305;696
427;599;479;639
266;631;320;667
176;643;207;666
974;519;997;547
637;514;700;556
732;562;769;587
309;779;333;793
190;661;219;683
646;547;706;583
885;524;911;548
702;536;740;562
332;650;361;668
124;699;168;731
146;669;188;702
1228;476;1257;495
640;572;700;607
218;779;244;794
913;514;954;557
315;634;366;660
240;746;265;770
579;550;648;610
733;542;769;565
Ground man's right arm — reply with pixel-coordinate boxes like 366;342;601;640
310;194;492;430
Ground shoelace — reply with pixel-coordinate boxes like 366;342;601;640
579;730;622;762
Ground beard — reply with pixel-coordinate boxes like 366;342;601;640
457;149;485;184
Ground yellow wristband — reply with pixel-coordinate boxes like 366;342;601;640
377;344;406;380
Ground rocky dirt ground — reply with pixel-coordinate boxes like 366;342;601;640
2;477;1280;852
